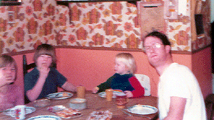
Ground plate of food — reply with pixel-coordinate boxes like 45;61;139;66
46;92;73;100
87;110;112;120
3;106;36;116
27;115;61;120
98;91;123;98
126;105;158;115
47;105;82;119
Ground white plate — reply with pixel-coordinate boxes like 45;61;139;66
47;105;82;119
127;105;158;115
98;91;123;98
46;92;73;100
47;105;67;112
27;115;61;120
3;106;36;116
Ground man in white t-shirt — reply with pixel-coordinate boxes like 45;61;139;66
143;31;207;120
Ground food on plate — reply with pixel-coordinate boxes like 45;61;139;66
55;108;81;118
87;110;112;120
47;105;66;113
62;92;69;97
113;89;123;92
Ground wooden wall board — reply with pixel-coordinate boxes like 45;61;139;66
138;2;165;39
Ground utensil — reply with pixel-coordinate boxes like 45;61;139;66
122;109;132;116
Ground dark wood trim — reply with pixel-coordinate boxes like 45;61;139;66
192;44;211;54
0;1;21;6
56;0;139;6
55;46;144;52
5;44;211;57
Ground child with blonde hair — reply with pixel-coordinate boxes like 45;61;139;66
0;55;24;111
92;53;144;98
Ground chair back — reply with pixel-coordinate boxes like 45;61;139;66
23;55;36;77
134;74;151;96
205;94;214;120
23;55;36;104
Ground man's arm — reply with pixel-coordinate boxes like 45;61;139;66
164;96;186;120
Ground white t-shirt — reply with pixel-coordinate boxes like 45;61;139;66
158;63;206;120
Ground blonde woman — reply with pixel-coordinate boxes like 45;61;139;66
0;55;24;111
92;53;145;98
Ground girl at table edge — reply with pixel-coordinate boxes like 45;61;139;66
92;53;145;98
0;55;24;111
24;44;76;102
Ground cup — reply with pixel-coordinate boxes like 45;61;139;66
105;89;113;101
9;105;26;120
77;86;85;98
116;92;128;108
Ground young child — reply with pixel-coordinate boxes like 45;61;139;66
92;53;145;98
24;44;76;102
0;55;24;111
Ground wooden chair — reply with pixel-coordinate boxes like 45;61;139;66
23;55;36;77
23;55;36;104
205;94;214;120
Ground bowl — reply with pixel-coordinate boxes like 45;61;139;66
33;99;51;107
69;98;86;110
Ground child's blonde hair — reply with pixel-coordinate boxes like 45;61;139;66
0;55;17;80
34;44;56;67
115;53;136;74
0;55;17;70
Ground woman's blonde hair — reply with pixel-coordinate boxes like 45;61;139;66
0;55;17;70
115;53;136;74
0;55;17;79
34;44;56;67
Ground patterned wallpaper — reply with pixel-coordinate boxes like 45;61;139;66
0;0;211;54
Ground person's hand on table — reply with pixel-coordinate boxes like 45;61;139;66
124;91;133;98
92;87;99;93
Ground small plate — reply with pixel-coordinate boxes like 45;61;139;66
27;115;61;120
87;110;112;120
48;105;82;119
3;106;36;116
33;99;51;107
46;92;73;100
126;105;158;115
47;105;66;112
98;91;123;98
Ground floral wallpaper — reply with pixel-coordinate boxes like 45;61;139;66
0;0;211;54
166;0;211;52
62;2;141;49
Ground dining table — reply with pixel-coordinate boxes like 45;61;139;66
0;91;158;120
